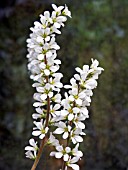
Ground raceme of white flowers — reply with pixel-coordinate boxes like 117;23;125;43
25;4;104;170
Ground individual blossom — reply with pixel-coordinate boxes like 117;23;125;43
32;121;49;139
37;83;53;100
47;132;59;146
70;128;86;144
71;143;83;158
25;138;38;160
68;88;85;106
50;104;61;116
32;107;46;120
25;151;37;160
50;145;71;161
66;156;80;170
54;121;71;139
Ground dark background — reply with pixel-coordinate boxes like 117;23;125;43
0;0;128;170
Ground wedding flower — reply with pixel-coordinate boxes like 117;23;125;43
25;138;38;152
32;121;49;139
50;145;71;161
47;132;59;146
54;121;71;139
66;156;80;170
25;138;38;160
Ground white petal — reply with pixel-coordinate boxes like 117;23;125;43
48;92;53;98
54;128;64;134
44;69;50;76
68;114;74;121
56;145;63;152
75;136;83;143
52;4;57;11
29;139;36;147
55;82;63;88
45;127;49;133
54;59;61;64
50;65;59;72
69;95;74;101
78;122;85;129
74;74;80;80
73;107;80;113
40;94;47;100
32;131;41;136
32;113;40;119
79;92;85;98
55;152;63;159
50;151;56;156
77;151;83;157
64;85;72;89
63;132;68;139
46;51;52;58
63;154;69;161
25;146;34;151
75;67;82;74
54;104;60;110
58;121;66;128
65;147;71;153
76;98;82;105
38;54;44;60
54;22;61;28
69;164;79;170
70;157;80;163
39;134;45;139
33;102;43;107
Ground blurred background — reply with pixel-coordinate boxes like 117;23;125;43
0;0;128;170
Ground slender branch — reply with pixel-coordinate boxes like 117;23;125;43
31;137;47;170
45;96;50;127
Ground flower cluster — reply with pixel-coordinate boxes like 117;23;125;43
25;3;71;162
50;59;104;170
25;4;104;170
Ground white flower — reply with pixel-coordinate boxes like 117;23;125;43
72;143;83;158
32;107;45;119
54;121;71;139
67;156;80;170
25;138;38;152
50;104;61;116
70;128;85;144
32;121;49;139
73;114;86;129
64;78;78;89
69;88;85;106
25;150;36;160
62;5;72;18
49;73;63;91
50;145;71;161
37;83;53;100
47;132;59;146
75;65;89;80
52;93;62;103
61;93;71;109
25;138;38;160
52;4;64;16
79;107;89;117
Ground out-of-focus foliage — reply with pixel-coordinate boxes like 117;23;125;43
0;0;128;170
